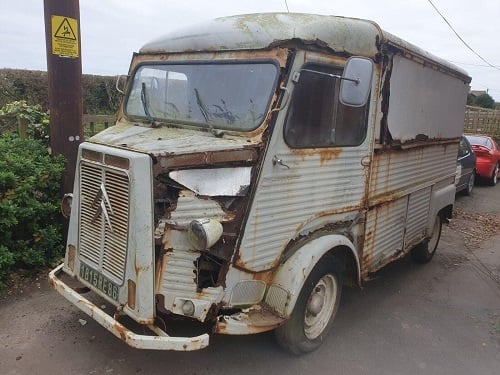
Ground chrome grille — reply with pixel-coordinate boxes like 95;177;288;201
79;160;129;284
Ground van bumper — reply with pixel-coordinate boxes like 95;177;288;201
48;264;210;351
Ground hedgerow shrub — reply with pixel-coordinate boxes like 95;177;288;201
0;100;50;144
0;133;65;285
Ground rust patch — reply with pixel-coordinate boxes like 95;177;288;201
67;244;76;271
114;322;128;341
290;147;343;166
249;269;274;284
155;148;258;170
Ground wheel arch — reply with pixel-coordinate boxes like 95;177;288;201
266;234;359;318
429;183;455;229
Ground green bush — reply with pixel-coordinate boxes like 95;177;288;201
0;100;50;144
0;133;66;285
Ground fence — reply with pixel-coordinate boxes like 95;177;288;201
0;113;116;139
463;105;500;138
83;114;115;138
4;107;500;141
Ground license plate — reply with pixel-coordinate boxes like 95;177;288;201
79;263;119;301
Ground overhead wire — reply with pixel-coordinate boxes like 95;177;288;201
448;60;500;69
284;0;290;13
426;0;500;72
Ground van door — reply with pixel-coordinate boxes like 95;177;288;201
236;51;373;272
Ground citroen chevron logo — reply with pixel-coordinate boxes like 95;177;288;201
91;182;114;232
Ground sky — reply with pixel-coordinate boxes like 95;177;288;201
0;0;499;101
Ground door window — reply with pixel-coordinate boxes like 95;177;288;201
284;64;369;148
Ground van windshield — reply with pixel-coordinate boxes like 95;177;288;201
125;61;279;132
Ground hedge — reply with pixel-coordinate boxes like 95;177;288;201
0;133;66;286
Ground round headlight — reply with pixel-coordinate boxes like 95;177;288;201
61;193;73;219
182;300;195;316
188;219;223;250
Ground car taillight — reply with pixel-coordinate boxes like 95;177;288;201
471;145;492;157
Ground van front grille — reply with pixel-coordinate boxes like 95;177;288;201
79;161;130;284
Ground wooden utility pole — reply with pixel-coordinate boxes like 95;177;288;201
43;0;83;194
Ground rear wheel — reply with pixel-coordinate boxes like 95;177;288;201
275;256;343;355
465;173;475;195
411;216;442;263
488;163;499;186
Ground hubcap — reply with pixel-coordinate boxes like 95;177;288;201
304;274;337;340
468;174;474;193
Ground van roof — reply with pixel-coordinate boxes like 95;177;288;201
139;13;469;81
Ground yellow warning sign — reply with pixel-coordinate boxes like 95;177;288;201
51;15;79;58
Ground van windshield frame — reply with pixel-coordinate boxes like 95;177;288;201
124;60;280;132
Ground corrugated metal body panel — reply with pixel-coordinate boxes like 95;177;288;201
237;147;366;272
404;187;431;249
363;197;407;275
79;162;130;285
369;143;458;201
167;191;234;226
140;13;382;58
159;249;200;294
157;248;223;313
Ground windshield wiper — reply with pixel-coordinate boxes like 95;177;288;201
141;82;158;128
194;88;223;137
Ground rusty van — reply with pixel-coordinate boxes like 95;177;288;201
49;13;471;354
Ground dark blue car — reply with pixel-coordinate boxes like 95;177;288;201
455;136;476;195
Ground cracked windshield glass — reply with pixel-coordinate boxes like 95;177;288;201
125;62;279;131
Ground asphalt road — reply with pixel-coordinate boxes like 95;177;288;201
1;184;499;375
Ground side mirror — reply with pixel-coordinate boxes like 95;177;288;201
340;57;373;107
115;74;128;95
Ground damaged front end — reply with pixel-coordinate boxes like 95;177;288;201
48;120;280;350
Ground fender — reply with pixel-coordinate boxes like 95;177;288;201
265;234;359;318
428;183;455;229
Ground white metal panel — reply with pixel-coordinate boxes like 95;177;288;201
363;197;407;274
157;248;223;320
141;13;382;58
387;55;469;142
91;123;259;155
167;190;234;226
237;147;367;271
404;187;431;249
236;51;371;272
71;143;155;324
169;167;251;196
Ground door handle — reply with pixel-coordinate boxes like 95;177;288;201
272;155;290;169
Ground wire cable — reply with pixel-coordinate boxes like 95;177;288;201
448;60;500;69
284;0;290;13
427;0;500;72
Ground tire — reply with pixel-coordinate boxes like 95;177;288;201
465;172;475;195
411;216;442;263
275;255;343;355
488;163;499;186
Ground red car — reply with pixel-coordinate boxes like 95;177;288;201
465;135;500;186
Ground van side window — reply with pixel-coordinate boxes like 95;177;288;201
284;64;369;148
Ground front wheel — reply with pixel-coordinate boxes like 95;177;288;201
411;216;442;263
275;256;343;354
